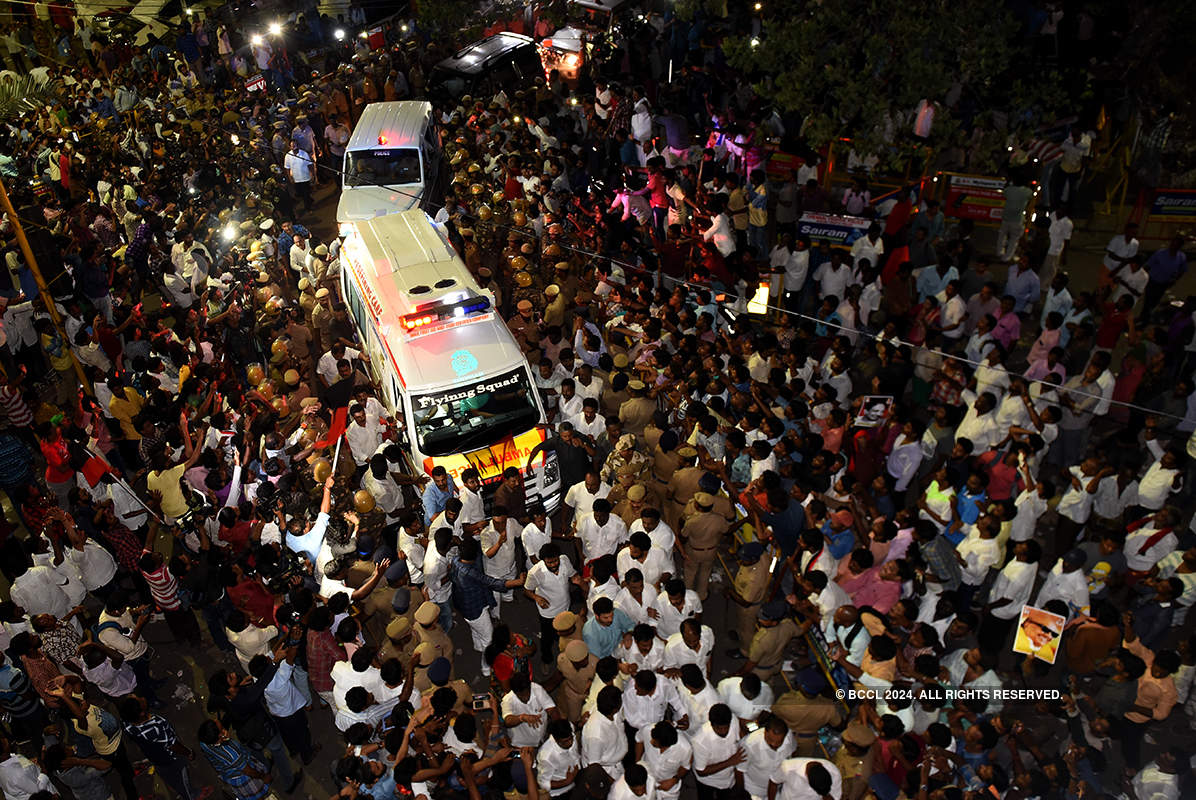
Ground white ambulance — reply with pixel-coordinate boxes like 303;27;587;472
336;100;442;227
338;209;561;511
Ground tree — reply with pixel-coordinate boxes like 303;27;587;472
722;0;1069;171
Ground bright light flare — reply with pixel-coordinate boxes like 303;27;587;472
750;37;760;47
251;34;263;45
334;28;345;40
268;22;282;35
222;224;237;241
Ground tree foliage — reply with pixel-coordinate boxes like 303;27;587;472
0;71;61;122
724;0;1069;168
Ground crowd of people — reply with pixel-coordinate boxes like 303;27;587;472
0;2;1195;800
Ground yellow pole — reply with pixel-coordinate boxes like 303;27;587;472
0;176;91;395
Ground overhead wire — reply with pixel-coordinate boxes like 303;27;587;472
10;36;1196;426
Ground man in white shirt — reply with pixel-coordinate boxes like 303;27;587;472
564;471;611;524
652;579;702;638
812;252;852;304
576;499;628;564
885;421;924;497
398;514;427;587
524;544;578;665
283;139;316;211
317;343;362;387
615;572;660;625
570;398;607;439
521;506;553;569
617;532;674;588
609;764;655;800
345;403;384;468
622;669;683;732
739;717;796;800
0;746;53;800
1034;549;1090;617
537;719;581;797
955;393;1000;452
501;673;558;748
1041;208;1074;283
691;703;744;793
956;516;1002;604
717;674;775;722
771;757;842;800
1124;509;1180;576
663;619;714;673
457;469;487;534
422;529;456;631
481;505;521;610
938;281;967;341
981;540;1040;649
637;721;691;800
581;685;627;780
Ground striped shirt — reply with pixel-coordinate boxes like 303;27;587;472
141;562;181;611
0;385;32;427
0;664;41;719
200;740;271;800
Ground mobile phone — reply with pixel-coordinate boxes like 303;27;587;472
471;693;488;711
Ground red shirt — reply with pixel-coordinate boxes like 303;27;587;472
219;521;253;552
306;629;346;693
41;438;73;484
228;578;275;626
978;451;1020;501
1095;303;1131;349
647;173;668;209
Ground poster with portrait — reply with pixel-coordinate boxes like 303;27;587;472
854;396;894;428
1013;605;1067;664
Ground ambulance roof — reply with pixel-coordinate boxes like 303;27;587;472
343;210;529;393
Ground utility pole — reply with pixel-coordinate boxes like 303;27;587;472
0;176;91;395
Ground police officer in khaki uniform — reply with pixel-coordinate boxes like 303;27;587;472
554;639;596;723
834;720;877;796
411;642;439;693
651;432;683;486
380;617;416;665
414;601;453;672
680;492;730;600
727;542;773;651
691;473;739;524
618;380;656;441
421;657;471;714
666;447;705;530
507;298;538;347
543;284;567;329
553;610;583;653
553;261;580;305
613;483;661;529
311;287;334;353
742;600;800;683
771;667;845;756
297;277;318;323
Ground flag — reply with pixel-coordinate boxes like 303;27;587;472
315;406;349;449
81;455;113;487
